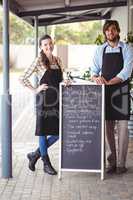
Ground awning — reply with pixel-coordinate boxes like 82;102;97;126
9;0;127;26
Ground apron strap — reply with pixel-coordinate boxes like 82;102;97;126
55;57;61;70
102;45;107;62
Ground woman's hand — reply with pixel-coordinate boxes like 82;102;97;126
63;79;72;87
35;84;48;94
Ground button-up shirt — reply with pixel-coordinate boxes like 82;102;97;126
91;41;133;81
19;54;64;87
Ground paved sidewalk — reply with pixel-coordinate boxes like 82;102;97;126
0;103;133;200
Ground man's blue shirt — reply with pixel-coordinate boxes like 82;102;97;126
91;41;133;81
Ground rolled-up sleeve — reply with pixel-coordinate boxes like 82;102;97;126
117;45;133;81
91;46;102;77
19;58;39;87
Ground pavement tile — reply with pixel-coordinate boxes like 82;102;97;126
0;103;133;200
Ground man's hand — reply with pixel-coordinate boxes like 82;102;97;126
101;76;109;85
102;76;123;85
92;76;105;85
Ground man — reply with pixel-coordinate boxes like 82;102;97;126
91;20;133;174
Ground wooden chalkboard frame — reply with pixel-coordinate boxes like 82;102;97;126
59;83;105;180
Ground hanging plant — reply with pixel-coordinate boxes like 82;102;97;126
94;34;104;45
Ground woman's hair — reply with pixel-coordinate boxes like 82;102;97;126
103;20;120;41
39;34;52;69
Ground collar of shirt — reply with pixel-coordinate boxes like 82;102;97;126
104;41;124;53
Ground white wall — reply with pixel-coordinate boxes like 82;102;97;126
111;6;128;41
0;45;97;76
0;44;57;69
68;45;97;74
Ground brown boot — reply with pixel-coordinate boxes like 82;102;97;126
27;148;41;171
116;167;127;174
42;155;57;175
106;165;116;174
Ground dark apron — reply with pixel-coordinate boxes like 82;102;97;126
102;46;130;120
35;66;63;136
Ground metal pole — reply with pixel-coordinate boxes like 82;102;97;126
127;0;130;33
34;16;38;86
1;0;12;178
128;0;133;33
33;16;39;113
45;26;47;34
34;16;38;57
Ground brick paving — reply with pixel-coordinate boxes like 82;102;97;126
0;103;133;200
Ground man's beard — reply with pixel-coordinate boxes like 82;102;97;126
106;36;119;42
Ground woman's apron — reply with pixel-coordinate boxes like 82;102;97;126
102;46;130;120
35;65;63;136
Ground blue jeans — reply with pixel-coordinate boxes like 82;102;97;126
39;135;59;157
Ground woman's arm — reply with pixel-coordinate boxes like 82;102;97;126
19;57;48;93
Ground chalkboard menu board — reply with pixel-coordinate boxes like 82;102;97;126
59;83;104;179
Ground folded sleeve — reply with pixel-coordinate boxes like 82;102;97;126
90;46;102;77
117;45;133;81
19;57;39;87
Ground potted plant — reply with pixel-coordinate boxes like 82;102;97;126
82;70;91;80
125;32;133;46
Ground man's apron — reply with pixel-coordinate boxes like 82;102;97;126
102;46;130;120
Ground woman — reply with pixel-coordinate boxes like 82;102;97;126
19;34;64;175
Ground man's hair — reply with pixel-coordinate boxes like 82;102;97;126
103;20;120;40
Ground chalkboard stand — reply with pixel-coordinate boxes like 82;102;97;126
58;83;105;180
